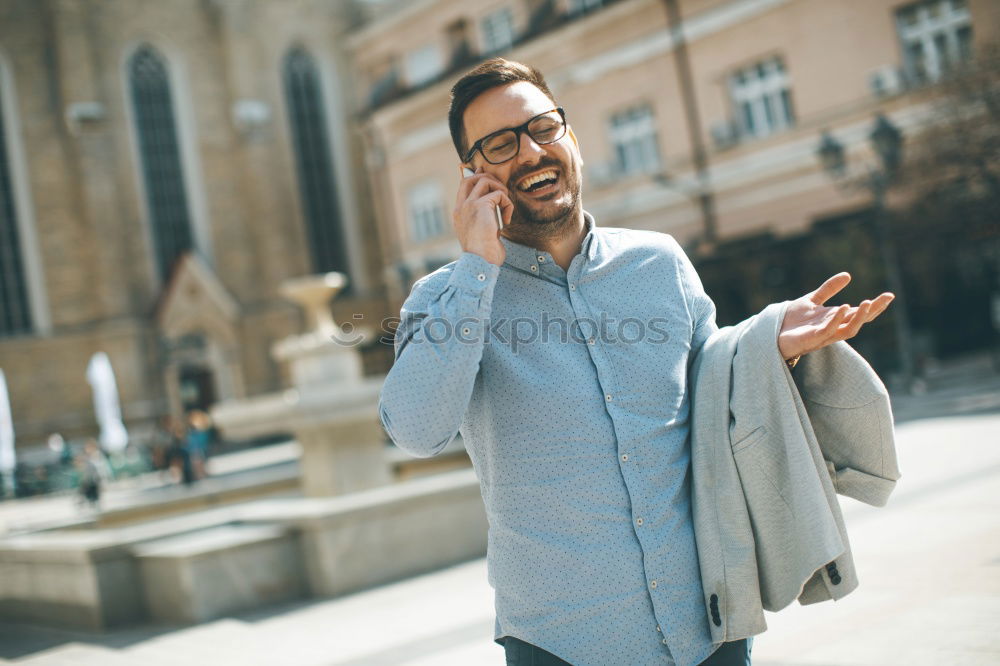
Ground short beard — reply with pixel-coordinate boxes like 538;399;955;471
507;166;582;246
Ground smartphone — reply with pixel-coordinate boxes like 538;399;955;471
463;167;504;231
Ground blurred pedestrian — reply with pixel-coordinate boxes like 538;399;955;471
48;433;73;467
164;417;194;486
185;410;213;481
149;415;177;481
75;438;109;510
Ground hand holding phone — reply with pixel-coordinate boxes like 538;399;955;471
454;165;509;266
463;167;504;231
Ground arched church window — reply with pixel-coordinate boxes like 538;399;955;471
128;45;194;282
282;47;349;280
0;71;31;335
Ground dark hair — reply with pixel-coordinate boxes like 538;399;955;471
448;57;557;161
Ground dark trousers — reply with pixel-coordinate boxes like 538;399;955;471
502;635;752;665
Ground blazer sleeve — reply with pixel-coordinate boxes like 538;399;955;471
793;341;901;507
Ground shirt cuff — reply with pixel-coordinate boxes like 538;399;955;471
447;252;501;295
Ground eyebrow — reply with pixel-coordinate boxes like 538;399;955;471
478;109;553;141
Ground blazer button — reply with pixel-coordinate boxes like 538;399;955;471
712;613;722;627
831;574;842;585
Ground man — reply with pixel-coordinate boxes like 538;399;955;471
378;58;893;666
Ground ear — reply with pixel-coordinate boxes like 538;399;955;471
567;126;584;166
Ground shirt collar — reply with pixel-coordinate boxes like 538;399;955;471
499;210;598;273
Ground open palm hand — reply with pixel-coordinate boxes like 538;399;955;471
778;272;895;361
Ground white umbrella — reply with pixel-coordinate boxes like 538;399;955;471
86;352;129;454
0;369;15;496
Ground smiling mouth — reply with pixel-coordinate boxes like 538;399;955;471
517;169;559;195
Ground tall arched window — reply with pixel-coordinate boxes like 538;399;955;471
0;72;32;335
128;45;194;283
282;47;349;279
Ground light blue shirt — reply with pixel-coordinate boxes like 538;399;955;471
379;211;720;665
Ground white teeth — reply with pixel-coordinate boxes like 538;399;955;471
518;169;558;191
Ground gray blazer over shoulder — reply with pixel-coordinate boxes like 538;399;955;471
690;301;901;646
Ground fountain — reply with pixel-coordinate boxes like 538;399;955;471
0;275;488;631
210;272;391;496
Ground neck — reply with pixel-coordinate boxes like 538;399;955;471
503;207;587;272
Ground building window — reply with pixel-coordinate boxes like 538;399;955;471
609;105;662;176
282;47;349;278
0;77;31;336
729;56;795;140
407;181;447;242
896;0;973;84
482;8;516;54
404;44;443;88
568;0;604;16
128;45;195;283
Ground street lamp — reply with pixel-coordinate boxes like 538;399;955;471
816;114;917;392
869;113;903;175
816;131;847;179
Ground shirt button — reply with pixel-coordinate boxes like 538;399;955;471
662;638;668;645
656;625;661;632
588;337;595;345
569;284;576;291
650;580;657;589
537;256;545;262
621;454;628;462
461;327;471;336
636;517;643;525
530;264;538;272
605;394;613;402
476;273;486;281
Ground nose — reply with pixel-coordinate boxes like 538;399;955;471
515;130;545;166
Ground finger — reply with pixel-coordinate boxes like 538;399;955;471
469;173;511;201
809;272;852;305
457;164;480;200
864;292;895;322
820;304;850;337
468;176;496;200
476;171;511;196
837;300;872;339
497;192;515;227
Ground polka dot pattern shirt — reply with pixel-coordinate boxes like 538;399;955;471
379;211;719;665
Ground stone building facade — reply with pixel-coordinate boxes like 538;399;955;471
0;0;389;448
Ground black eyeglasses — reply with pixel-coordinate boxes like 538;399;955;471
464;107;567;165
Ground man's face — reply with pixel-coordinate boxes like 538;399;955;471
462;81;583;239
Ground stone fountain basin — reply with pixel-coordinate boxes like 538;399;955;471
211;377;384;442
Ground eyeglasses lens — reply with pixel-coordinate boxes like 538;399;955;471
482;112;566;164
